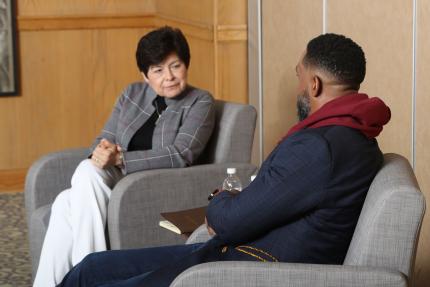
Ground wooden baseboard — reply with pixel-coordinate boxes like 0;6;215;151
0;169;27;192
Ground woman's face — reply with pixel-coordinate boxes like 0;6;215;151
144;53;188;98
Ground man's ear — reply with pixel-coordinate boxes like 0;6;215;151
310;75;322;98
141;72;149;83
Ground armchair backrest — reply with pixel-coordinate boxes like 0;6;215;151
197;100;257;164
344;153;425;279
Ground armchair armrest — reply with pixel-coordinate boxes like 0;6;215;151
171;261;407;287
107;163;257;249
185;224;212;244
24;148;88;223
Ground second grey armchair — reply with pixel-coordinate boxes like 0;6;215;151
178;153;425;287
25;100;258;277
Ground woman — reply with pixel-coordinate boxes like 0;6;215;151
34;26;215;287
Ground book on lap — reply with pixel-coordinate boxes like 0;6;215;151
159;206;207;235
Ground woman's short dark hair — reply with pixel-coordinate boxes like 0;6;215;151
136;26;190;76
303;33;366;89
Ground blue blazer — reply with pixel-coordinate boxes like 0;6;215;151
207;125;383;263
142;125;383;285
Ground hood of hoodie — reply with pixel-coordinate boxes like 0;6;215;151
284;93;391;139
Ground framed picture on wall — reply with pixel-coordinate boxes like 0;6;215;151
0;0;18;96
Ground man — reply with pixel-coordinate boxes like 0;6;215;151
58;33;391;287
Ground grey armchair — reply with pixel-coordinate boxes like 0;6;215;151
25;100;258;277
177;153;425;287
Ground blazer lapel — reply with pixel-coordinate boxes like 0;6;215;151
120;84;157;150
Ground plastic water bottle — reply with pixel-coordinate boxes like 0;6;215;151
222;168;242;194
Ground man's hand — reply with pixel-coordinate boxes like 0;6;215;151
205;188;225;236
205;217;216;236
91;139;122;169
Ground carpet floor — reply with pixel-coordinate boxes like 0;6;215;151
0;192;32;287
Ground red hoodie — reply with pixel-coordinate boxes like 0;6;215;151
283;93;391;140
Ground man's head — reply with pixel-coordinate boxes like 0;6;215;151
296;33;366;121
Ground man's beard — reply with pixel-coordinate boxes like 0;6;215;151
297;90;311;121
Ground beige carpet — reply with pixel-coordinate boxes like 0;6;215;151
0;192;32;287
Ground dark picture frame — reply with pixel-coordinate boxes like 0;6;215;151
0;0;19;96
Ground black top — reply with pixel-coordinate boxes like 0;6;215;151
127;96;167;151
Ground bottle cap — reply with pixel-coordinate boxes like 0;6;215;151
227;167;236;174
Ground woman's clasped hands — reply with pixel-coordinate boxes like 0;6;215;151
91;139;123;169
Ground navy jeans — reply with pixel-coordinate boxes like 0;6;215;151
58;243;204;287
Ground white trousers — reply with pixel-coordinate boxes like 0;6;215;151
33;159;124;287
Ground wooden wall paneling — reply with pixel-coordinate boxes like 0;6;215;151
414;0;430;285
217;41;247;103
18;14;155;31
58;28;149;149
155;0;216;97
56;30;105;150
217;24;247;42
18;0;156;17
262;0;322;157
0;169;27;192
0;95;25;169
15;30;67;167
213;0;220;100
10;28;148;171
327;0;413;161
3;0;157;180
217;0;247;25
186;37;215;96
155;0;248;103
215;0;248;103
153;16;213;42
0;0;249;190
155;0;214;26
